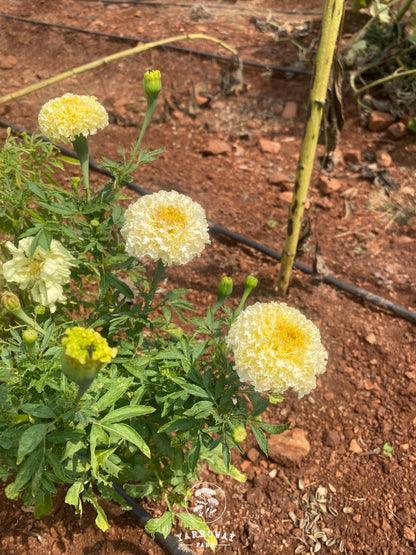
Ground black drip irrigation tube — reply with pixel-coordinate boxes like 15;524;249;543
0;13;312;77
1;117;415;325
112;482;192;555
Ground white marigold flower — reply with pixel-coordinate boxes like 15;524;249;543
121;190;210;266
3;237;74;313
226;302;327;398
38;93;108;144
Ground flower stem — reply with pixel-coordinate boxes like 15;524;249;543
145;259;166;311
72;134;90;202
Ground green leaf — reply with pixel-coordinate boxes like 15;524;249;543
100;422;151;458
94;378;134;412
5;447;44;499
21;404;56;419
249;396;269;418
255;421;291;435
249;423;269;456
176;513;217;550
106;272;134;298
145;511;174;539
158;418;198;434
65;480;84;514
90;424;108;478
100;405;156;425
17;423;48;464
188;439;201;472
185;400;214;419
86;493;110;532
34;488;52;518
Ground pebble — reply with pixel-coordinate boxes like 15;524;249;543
368;110;395;132
247;447;260;463
201;139;231;155
375;149;392;167
387;121;408;140
281;101;298;119
268;427;310;466
259;138;281;154
349;438;363;453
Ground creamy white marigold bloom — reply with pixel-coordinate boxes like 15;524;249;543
226;302;327;398
121;190;210;266
38;93;109;144
3;237;74;313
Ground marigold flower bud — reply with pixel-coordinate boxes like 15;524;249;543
143;70;162;101
231;425;247;443
217;276;233;299
1;291;21;313
22;329;38;346
245;275;258;292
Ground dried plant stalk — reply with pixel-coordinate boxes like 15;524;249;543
277;0;345;295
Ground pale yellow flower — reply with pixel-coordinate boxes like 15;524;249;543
3;237;74;312
121;190;210;266
226;302;327;398
38;93;108;144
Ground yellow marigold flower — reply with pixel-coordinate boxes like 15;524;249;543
38;93;108;144
121;190;210;266
226;302;327;398
61;327;116;387
3;237;74;313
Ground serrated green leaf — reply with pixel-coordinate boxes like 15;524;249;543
86;494;110;531
65;480;84;513
249;423;269;456
255;421;291;435
100;422;151;458
249;396;269;418
158;418;198;434
34;488;52;518
100;405;155;425
94;378;133;412
5;447;44;499
145;511;174;539
17;423;48;464
175;513;217;550
185;400;213;419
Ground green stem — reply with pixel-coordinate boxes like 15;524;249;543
72;135;90;202
75;378;95;402
277;0;345;295
396;0;415;23
145;259;167;311
137;97;158;149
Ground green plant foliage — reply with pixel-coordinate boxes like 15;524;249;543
0;94;293;538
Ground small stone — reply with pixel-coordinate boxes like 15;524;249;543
268;172;291;187
0;55;18;69
316;175;341;195
280;191;293;203
268;427;310;466
365;333;377;345
368;111;395;132
259;138;281;154
349;438;363;453
281;101;298;119
201;139;231;155
375;149;392;167
322;429;341;447
403;526;415;542
240;460;252;473
245;487;266;505
387;121;408;140
247;447;260;463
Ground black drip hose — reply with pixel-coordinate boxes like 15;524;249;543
0;13;312;76
0;118;415;324
112;482;193;555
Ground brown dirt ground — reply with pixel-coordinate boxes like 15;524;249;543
0;0;416;554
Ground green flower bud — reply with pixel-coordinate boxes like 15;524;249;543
1;291;21;313
143;70;162;101
245;275;258;292
23;329;38;346
231;425;247;444
218;276;233;299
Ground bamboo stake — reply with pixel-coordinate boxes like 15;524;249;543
277;0;344;296
0;34;238;105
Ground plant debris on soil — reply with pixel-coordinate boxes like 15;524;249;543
0;1;415;554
